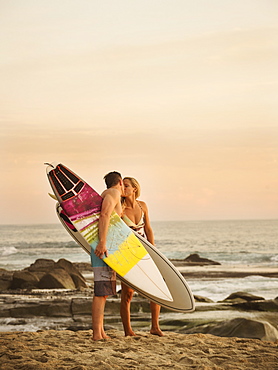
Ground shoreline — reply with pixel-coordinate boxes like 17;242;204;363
0;259;277;342
1;282;277;338
73;260;278;278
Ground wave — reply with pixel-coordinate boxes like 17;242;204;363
187;275;278;301
0;247;18;257
270;255;278;262
3;241;79;250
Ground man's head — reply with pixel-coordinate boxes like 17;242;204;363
103;171;122;189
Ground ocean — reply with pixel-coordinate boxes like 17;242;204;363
1;219;277;301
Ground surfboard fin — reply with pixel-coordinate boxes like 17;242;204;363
44;162;55;168
48;193;58;200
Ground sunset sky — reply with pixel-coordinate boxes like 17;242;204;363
1;0;278;224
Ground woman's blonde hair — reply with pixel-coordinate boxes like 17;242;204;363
123;177;141;199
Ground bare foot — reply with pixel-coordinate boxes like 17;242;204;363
91;335;104;341
91;332;111;341
150;328;164;337
125;330;137;337
102;333;111;340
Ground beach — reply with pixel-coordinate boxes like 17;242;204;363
0;220;277;369
1;329;278;370
1;261;278;369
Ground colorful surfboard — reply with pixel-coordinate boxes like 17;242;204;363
56;203;195;312
45;163;172;302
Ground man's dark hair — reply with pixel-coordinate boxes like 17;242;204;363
103;171;122;188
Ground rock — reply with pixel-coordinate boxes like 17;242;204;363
11;271;40;290
182;318;278;342
232;299;278;312
9;300;72;318
70;274;88;289
26;259;56;273
38;269;76;289
0;273;13;291
46;301;72;317
171;253;220;266
0;279;12;290
7;259;88;290
194;295;214;303
72;298;92;316
210;318;278;342
223;292;265;302
184;254;221;265
73;262;93;274
55;259;87;289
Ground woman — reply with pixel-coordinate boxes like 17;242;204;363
121;177;164;337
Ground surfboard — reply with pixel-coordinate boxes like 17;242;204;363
52;175;195;313
45;162;172;302
125;231;195;312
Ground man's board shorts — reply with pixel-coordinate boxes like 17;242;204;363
91;251;116;296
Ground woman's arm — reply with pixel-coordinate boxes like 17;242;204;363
140;201;155;245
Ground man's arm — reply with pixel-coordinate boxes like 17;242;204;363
94;191;118;259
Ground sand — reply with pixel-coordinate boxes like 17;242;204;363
0;329;277;370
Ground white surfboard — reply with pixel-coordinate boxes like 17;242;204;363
56;203;195;312
45;162;172;302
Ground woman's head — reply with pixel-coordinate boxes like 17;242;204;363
123;177;141;199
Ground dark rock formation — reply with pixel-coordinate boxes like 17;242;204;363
171;253;221;266
194;295;214;303
232;299;278;312
11;271;40;290
0;258;88;291
223;291;265;302
38;269;76;290
27;259;56;273
0;270;13;290
182;317;278;342
55;258;87;289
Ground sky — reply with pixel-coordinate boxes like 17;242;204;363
1;0;278;224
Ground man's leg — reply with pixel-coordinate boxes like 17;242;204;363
92;295;108;340
150;301;164;336
120;283;136;336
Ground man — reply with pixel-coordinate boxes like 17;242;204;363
91;171;124;341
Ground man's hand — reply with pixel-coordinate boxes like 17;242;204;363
94;242;108;259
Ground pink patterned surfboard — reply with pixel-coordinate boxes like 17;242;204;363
45;163;172;302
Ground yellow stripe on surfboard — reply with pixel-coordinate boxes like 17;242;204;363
104;232;148;276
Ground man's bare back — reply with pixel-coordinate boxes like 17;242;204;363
101;188;122;217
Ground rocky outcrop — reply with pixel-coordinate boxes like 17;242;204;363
0;259;88;291
27;259;56;273
194;295;214;303
0;270;13;290
171;253;221;266
232;298;278;312
11;271;40;290
38;269;77;290
182;317;278;342
220;292;278;314
222;291;265;302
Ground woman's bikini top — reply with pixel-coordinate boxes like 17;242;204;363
122;201;145;236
